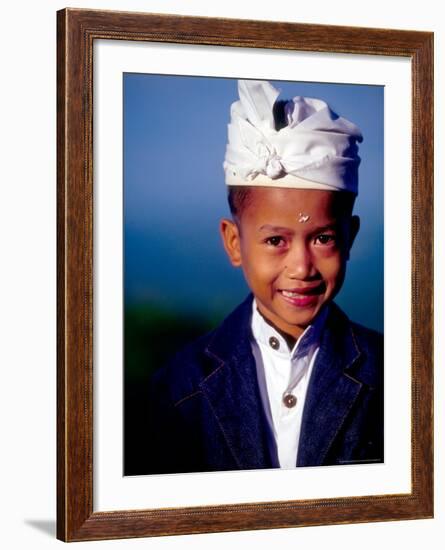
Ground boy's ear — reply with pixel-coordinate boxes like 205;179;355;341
345;215;360;260
220;218;242;267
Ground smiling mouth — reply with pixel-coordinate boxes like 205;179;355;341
280;285;324;297
278;286;324;308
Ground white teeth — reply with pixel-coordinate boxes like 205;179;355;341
282;290;302;298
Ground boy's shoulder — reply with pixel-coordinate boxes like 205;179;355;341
149;295;254;404
329;301;383;342
327;303;383;386
349;318;383;351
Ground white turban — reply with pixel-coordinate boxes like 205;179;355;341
223;80;363;194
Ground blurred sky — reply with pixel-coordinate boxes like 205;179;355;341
124;74;384;332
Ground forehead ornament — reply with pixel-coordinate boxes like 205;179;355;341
298;213;310;223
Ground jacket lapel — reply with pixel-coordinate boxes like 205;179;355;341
196;297;366;469
297;305;363;467
200;296;274;470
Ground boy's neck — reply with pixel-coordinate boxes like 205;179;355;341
254;300;329;352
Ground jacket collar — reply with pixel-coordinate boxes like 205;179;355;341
296;303;364;466
251;298;328;361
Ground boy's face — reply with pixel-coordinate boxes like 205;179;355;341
220;187;359;339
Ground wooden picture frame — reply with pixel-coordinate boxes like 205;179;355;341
57;8;433;542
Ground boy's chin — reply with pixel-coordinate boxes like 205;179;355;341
257;301;324;338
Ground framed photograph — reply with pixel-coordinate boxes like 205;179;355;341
57;8;433;542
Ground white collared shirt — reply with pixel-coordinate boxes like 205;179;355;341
250;300;327;468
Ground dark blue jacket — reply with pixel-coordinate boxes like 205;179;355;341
146;295;383;474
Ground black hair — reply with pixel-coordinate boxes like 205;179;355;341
272;100;289;131
227;186;253;220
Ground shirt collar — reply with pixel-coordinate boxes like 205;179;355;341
251;299;328;360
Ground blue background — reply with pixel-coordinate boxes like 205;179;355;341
124;75;383;332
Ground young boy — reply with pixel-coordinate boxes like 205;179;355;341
146;80;383;474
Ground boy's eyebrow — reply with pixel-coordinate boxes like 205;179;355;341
310;222;340;233
258;224;293;233
258;222;340;233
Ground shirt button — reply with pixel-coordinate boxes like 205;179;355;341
283;394;297;408
269;336;280;350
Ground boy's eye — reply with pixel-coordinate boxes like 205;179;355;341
265;236;286;247
314;234;336;245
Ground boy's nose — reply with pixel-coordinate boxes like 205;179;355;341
285;244;315;280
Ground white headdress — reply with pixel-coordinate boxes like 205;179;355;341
223;80;363;194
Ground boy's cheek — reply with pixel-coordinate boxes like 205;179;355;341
318;252;345;271
242;262;277;287
315;245;343;259
317;257;345;282
326;265;347;292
